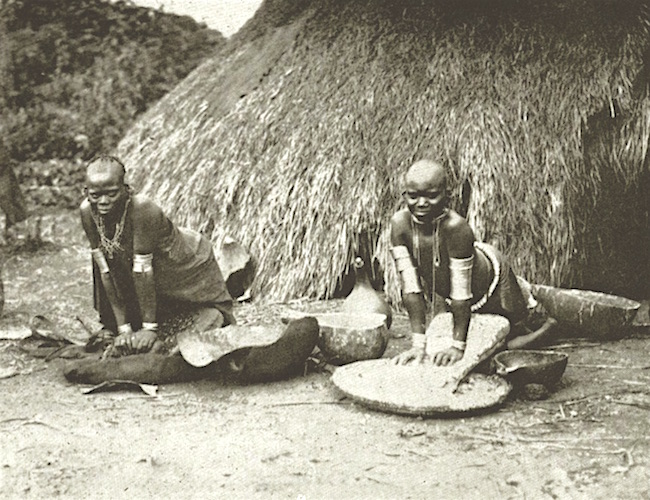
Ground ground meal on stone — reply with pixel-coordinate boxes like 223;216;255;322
332;360;512;415
422;313;510;383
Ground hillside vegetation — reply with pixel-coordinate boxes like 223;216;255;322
0;0;224;207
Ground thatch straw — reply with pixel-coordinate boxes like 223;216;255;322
117;0;650;303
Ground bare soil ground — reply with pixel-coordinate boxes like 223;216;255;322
1;211;650;500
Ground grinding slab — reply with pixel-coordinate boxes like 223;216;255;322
532;285;641;338
332;360;511;417
330;313;512;416
424;312;510;385
177;324;285;367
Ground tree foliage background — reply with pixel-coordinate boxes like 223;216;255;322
0;0;224;207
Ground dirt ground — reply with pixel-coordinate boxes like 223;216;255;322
1;211;650;500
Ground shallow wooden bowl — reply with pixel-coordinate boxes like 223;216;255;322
317;312;388;365
532;285;641;338
493;350;568;388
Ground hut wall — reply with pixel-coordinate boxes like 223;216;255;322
117;0;650;303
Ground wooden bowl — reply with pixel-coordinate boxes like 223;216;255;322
317;312;388;365
493;350;568;388
532;285;641;338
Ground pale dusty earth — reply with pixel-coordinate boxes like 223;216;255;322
1;211;650;500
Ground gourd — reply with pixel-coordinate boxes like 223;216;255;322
317;312;388;365
342;256;392;329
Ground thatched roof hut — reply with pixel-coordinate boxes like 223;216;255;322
117;0;650;303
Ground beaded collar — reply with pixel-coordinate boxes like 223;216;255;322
91;197;131;259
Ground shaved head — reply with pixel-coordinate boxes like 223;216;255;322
85;155;128;218
86;155;126;186
403;159;448;223
405;159;447;191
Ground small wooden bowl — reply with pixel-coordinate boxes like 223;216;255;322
317;312;388;365
493;350;568;388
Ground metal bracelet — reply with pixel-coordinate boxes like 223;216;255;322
412;333;427;350
117;324;133;335
133;253;154;273
91;248;110;274
451;339;467;351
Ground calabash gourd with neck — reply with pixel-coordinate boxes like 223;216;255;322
342;257;392;329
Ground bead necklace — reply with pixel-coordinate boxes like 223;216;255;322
92;197;131;259
411;208;449;303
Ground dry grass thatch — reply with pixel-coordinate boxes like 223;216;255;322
116;0;650;303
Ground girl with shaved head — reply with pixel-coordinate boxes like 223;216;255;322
80;155;234;355
391;159;556;366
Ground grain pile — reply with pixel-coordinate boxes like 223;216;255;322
332;363;512;416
